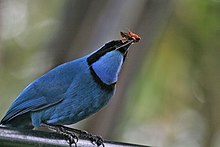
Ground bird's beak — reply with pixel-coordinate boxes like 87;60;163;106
118;31;141;54
117;40;133;55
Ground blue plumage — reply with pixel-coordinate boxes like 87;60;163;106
1;39;135;129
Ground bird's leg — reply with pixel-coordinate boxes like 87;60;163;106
41;123;78;147
55;125;105;147
79;132;104;147
56;126;78;147
41;123;104;146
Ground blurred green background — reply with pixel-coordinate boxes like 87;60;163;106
0;0;219;147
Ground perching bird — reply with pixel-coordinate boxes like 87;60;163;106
1;31;141;146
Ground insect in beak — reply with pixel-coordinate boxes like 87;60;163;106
120;31;141;43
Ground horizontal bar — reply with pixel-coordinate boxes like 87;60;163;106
0;126;150;147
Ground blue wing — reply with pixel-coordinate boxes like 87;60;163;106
1;57;87;124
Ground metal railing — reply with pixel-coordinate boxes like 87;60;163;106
0;126;150;147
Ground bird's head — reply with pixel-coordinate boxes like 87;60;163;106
87;32;141;88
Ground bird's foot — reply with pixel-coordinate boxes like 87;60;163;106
41;123;104;147
79;131;104;147
56;126;78;147
56;126;105;147
41;123;78;147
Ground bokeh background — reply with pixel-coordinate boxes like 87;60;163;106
0;0;219;147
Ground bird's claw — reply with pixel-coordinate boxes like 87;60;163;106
65;133;78;147
42;124;104;147
91;135;104;147
79;131;104;147
57;126;78;147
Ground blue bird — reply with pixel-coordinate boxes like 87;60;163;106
1;31;141;146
